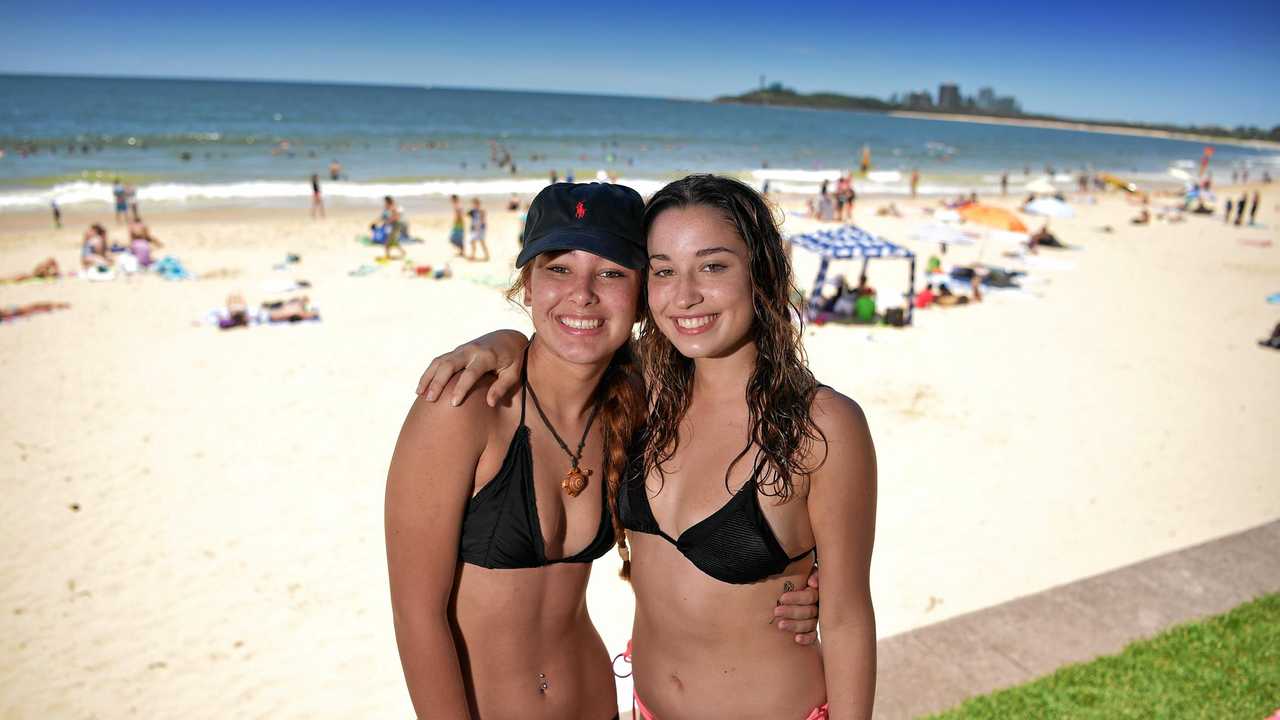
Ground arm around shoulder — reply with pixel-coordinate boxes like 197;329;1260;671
385;381;495;717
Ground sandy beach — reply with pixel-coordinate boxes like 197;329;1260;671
2;185;1278;718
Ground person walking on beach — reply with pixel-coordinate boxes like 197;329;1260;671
910;169;920;199
448;194;466;257
112;179;128;223
310;174;325;219
1249;192;1260;225
378;196;407;261
1000;172;1009;196
467;197;489;262
1236;192;1248;226
387;182;821;720
859;144;871;175
835;175;851;222
51;200;62;229
1224;199;1233;224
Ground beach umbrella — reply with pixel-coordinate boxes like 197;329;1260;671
911;222;976;246
1023;197;1075;218
1024;176;1056;194
959;204;1028;232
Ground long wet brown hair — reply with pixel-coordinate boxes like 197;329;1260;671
637;174;825;502
508;262;645;578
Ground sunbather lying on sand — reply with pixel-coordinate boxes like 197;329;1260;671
263;295;320;323
217;293;320;330
1028;225;1067;253
1;301;70;323
2;257;61;283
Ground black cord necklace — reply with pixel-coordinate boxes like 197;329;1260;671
525;380;601;497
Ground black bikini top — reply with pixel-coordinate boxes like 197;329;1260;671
457;359;615;569
618;443;815;585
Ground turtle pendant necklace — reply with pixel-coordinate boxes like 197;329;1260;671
525;380;600;497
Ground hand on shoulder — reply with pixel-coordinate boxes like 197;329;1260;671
401;374;504;448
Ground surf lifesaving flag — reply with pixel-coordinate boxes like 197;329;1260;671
1200;146;1215;177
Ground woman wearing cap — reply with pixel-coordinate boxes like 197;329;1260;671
386;183;819;720
417;175;877;719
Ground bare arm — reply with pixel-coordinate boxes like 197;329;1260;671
385;386;490;718
416;330;529;406
807;390;877;719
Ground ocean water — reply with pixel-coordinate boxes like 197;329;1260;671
1;74;1276;209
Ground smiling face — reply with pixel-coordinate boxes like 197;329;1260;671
645;204;756;360
522;249;641;365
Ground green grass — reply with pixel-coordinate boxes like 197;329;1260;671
926;593;1280;720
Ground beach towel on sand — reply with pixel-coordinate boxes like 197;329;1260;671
152;256;193;280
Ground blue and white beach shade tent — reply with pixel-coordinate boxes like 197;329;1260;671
789;224;917;325
1023;197;1075;219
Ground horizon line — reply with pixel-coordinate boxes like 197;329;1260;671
1;70;1270;132
0;69;712;105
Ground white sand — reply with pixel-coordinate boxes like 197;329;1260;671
1;187;1277;718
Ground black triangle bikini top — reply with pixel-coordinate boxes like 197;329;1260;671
457;360;615;569
618;440;815;585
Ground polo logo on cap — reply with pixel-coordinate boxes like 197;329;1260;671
575;201;585;219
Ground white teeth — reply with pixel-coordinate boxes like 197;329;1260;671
675;315;715;329
561;317;603;330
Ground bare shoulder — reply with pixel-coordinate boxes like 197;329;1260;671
803;386;875;489
398;374;503;449
809;386;870;441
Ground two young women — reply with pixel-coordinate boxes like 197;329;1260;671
387;177;877;719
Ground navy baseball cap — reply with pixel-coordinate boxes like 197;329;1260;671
516;182;646;269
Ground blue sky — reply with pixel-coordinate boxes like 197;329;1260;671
2;0;1277;128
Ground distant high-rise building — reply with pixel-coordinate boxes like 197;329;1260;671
938;83;961;111
904;91;934;109
976;87;996;111
992;97;1021;115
